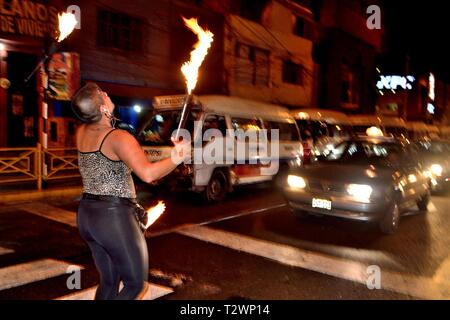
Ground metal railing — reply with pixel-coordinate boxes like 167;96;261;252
0;144;80;190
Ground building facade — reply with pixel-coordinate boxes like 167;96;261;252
312;0;383;114
0;0;66;147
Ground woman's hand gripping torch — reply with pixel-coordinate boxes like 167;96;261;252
175;17;214;141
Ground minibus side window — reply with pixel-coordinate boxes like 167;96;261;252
203;114;227;137
265;121;300;141
231;117;262;140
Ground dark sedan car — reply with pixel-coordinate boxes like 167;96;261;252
283;136;431;234
415;139;450;192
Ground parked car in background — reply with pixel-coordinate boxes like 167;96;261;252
283;136;430;234
415;139;450;192
291;109;353;164
350;115;407;138
406;121;429;141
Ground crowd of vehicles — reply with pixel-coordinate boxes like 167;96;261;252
135;95;448;233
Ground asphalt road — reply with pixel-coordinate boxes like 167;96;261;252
0;183;449;300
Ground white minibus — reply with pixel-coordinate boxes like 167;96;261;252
138;95;303;201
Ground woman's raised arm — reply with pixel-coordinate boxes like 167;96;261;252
110;130;189;183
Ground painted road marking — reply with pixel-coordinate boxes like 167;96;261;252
433;256;450;286
428;201;437;213
178;225;450;299
0;247;14;256
0;259;83;291
56;282;173;300
149;203;286;238
20;202;77;227
18;201;286;235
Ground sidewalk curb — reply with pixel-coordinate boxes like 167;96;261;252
0;187;82;203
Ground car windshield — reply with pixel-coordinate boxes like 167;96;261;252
323;141;404;166
296;120;352;142
138;110;201;146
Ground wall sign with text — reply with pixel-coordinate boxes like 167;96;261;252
0;0;59;38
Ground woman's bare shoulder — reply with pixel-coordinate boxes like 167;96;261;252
111;129;139;146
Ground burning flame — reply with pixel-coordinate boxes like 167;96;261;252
145;201;166;229
181;17;214;94
57;12;78;42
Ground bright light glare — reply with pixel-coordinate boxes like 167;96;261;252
133;105;142;113
287;175;306;189
408;174;417;183
347;184;373;202
0;43;5;51
57;12;77;42
366;126;384;137
430;164;443;177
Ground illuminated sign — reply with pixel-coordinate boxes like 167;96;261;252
376;75;415;91
0;0;59;38
429;73;435;101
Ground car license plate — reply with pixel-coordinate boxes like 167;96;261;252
312;198;332;210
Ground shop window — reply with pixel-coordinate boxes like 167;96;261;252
97;9;143;52
282;60;304;86
235;43;269;86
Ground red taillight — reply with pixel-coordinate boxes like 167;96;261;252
302;143;311;164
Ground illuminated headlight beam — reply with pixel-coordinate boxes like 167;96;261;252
430;164;443;177
287;175;306;189
347;184;373;203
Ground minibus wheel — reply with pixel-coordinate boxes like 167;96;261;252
204;169;228;202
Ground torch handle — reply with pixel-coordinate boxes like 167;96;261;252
175;94;192;140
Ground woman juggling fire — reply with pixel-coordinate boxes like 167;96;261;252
71;83;189;300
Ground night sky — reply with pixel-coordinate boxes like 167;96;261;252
381;0;450;81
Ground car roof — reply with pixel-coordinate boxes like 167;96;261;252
152;94;295;123
290;109;351;125
342;136;402;144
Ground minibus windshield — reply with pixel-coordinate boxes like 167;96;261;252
138;110;200;146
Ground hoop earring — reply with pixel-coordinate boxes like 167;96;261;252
103;109;118;128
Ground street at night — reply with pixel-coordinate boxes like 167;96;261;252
1;0;450;309
1;183;449;300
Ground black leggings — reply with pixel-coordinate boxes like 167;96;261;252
77;199;149;300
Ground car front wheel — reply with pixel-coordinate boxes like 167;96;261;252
417;190;430;211
203;169;228;202
379;201;400;234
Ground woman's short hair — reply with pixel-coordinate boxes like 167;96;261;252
71;83;104;123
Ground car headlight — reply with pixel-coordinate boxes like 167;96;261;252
430;164;443;177
346;184;373;202
287;175;306;189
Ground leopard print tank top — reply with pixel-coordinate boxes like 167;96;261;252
78;129;136;199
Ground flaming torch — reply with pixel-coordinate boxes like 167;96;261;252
175;17;214;140
145;201;166;229
57;12;78;43
24;12;78;84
